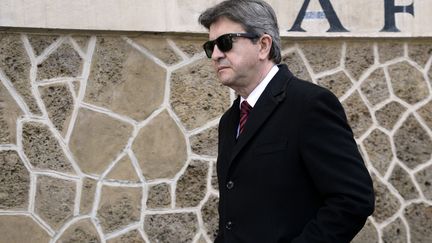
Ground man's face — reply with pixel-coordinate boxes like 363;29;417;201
208;17;261;90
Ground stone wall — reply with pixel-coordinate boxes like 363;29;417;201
0;31;431;243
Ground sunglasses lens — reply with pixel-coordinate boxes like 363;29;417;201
216;35;233;52
203;41;215;58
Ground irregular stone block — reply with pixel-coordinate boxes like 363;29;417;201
105;155;140;182
58;218;101;243
360;68;390;106
388;62;429;105
415;164;432;200
372;175;401;223
69;108;133;175
363;129;393;176
342;92;373;138
281;51;311;81
0;81;22;144
170;59;230;130
144;212;198;243
97;186;141;233
132;111;186;180
404;203;432;243
378;41;404;63
408;42;432;67
0;34;40;114
37;41;83;80
299;41;341;74
107;229;145;243
27;34;58;56
39;84;74;135
351;219;379;243
173;36;208;58
147;183;171;209
0;215;50;242
417;100;432;130
85;36;165;121
382;217;408;243
132;35;181;65
79;177;98;215
389;164;420;200
35;175;76;230
394;115;432;169
72;35;90;51
345;42;375;80
0;150;29;210
201;195;219;241
375;101;407;131
176;160;209;208
22;121;74;173
190;126;218;157
317;71;352;98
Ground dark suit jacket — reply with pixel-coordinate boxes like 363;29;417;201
215;64;375;243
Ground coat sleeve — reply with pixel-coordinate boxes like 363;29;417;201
292;88;375;243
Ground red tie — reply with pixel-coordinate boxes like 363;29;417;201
239;100;252;134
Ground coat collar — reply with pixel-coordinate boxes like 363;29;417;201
227;64;294;167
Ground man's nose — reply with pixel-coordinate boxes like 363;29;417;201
211;45;225;60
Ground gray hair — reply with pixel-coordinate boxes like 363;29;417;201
198;0;281;64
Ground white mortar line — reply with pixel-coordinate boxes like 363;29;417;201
79;102;138;126
34;36;65;65
0;69;32;116
31;211;56;236
36;77;82;86
123;36;168;69
104;222;141;240
66;35;87;59
167;38;189;61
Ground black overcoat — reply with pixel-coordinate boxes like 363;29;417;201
215;64;375;243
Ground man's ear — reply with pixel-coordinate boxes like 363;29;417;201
258;34;272;60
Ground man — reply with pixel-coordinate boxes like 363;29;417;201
198;0;375;242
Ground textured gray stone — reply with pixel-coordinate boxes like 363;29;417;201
0;150;29;210
378;41;405;63
342;92;373;138
176;160;209;208
394;115;432;169
37;41;82;80
132;111;187;180
388;62;429;105
144;213;198;243
85;36;165;121
389;164;420;200
363;129;393;176
79;177;97;215
345;42;375;80
147;183;171;209
360;68;390;106
97;186;141;233
281;51;311;81
404;203;432;243
72;36;90;51
28;34;59;56
417;100;432;130
35;175;76;230
211;162;218;191
132;35;181;65
22;121;74;173
382;217;408;243
415;164;432;200
170;59;230;130
0;34;40;114
107;229;145;243
0;82;22;144
190;126;218;157
408;42;432;67
372;175;401;223
299;41;342;73
201;195;219;241
351;219;379;243
40;84;74;134
0;215;51;243
105;155;140;182
58;219;101;243
316;71;352;98
375;101;407;131
173;36;207;58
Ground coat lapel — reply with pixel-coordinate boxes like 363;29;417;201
228;65;294;167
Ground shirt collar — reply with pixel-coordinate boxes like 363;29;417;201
240;65;279;108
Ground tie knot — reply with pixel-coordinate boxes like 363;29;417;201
240;100;252;115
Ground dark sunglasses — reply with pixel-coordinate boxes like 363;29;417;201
203;33;259;58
